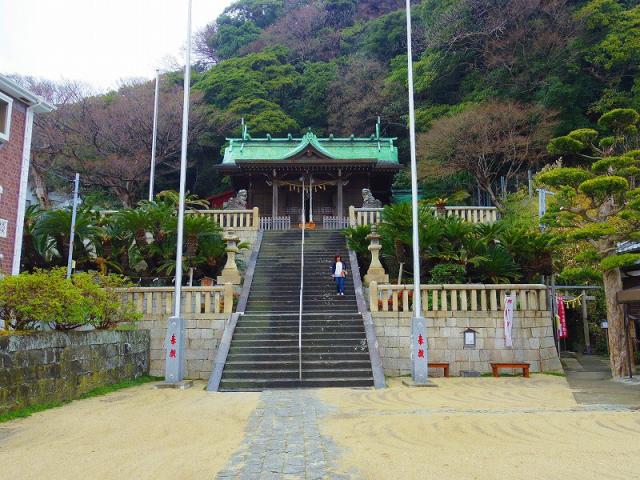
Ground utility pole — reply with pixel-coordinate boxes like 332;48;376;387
164;0;192;386
66;173;80;279
405;0;430;385
149;68;160;202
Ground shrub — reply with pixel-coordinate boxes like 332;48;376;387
429;263;466;284
0;269;139;331
72;272;140;329
0;268;89;330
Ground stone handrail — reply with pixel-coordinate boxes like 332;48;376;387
349;206;498;226
118;285;234;319
197;208;259;230
437;206;498;223
100;208;260;231
349;206;383;227
369;283;547;313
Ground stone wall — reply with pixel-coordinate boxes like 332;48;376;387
0;330;149;415
373;310;561;376
141;316;227;380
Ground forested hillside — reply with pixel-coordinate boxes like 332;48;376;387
28;0;640;207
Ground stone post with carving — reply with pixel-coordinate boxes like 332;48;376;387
217;230;241;285
364;224;389;286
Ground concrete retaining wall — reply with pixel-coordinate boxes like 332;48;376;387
0;330;149;415
372;310;562;376
141;316;227;380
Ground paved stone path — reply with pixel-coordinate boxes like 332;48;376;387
216;390;355;480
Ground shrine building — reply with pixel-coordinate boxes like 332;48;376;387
217;121;400;222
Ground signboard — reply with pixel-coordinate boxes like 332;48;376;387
0;218;8;238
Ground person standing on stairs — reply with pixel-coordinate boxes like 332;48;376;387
331;255;348;296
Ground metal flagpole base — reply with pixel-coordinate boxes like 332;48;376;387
402;378;437;388
411;316;436;386
155;380;193;390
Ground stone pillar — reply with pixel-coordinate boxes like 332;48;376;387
217;230;241;285
272;170;278;219
364;224;389;286
337;180;343;218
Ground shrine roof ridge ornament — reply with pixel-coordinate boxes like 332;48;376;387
222;122;399;166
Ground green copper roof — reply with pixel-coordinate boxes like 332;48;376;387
221;129;399;166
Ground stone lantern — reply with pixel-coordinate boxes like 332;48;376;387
217;230;241;285
364;224;389;286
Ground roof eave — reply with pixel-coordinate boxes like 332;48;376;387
0;75;55;113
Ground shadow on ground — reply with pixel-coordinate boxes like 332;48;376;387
562;352;640;407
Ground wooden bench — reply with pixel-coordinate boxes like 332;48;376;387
490;362;530;378
429;362;450;378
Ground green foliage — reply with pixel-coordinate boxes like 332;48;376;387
579;175;628;200
600;253;640;271
547;136;585;155
568;128;599;144
557;266;603;285
537;108;640;282
597;108;640;132
0;269;139;331
0;269;85;330
536;168;593;188
71;272;140;329
429;263;466;284
377;203;548;284
342;225;371;256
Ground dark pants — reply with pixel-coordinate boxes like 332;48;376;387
335;276;345;294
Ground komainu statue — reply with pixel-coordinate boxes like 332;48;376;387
224;189;248;210
362;188;382;208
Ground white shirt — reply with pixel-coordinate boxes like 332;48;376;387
334;261;344;277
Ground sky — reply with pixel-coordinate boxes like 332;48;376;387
0;0;234;92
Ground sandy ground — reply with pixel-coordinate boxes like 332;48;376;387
0;382;259;480
318;376;640;480
2;376;639;479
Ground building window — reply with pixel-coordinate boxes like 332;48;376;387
0;91;13;143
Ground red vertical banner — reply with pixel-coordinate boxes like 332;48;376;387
556;295;568;339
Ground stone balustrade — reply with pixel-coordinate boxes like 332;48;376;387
349;205;499;226
101;208;260;231
349;206;383;227
197;207;259;231
436;206;498;223
369;283;548;313
118;285;234;318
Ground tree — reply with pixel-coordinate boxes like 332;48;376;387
417;100;556;211
327;57;392;135
244;2;340;62
576;0;640;113
32;78;209;207
536;107;640;378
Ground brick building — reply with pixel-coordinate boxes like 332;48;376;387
0;74;54;276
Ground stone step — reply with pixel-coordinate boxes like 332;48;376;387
232;331;366;341
224;360;373;370
220;368;373;380
225;352;371;362
228;345;369;354
229;337;367;347
218;377;374;391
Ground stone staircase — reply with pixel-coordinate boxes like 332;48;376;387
219;230;374;391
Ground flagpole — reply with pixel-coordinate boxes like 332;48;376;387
165;0;192;385
148;68;160;202
405;0;430;385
